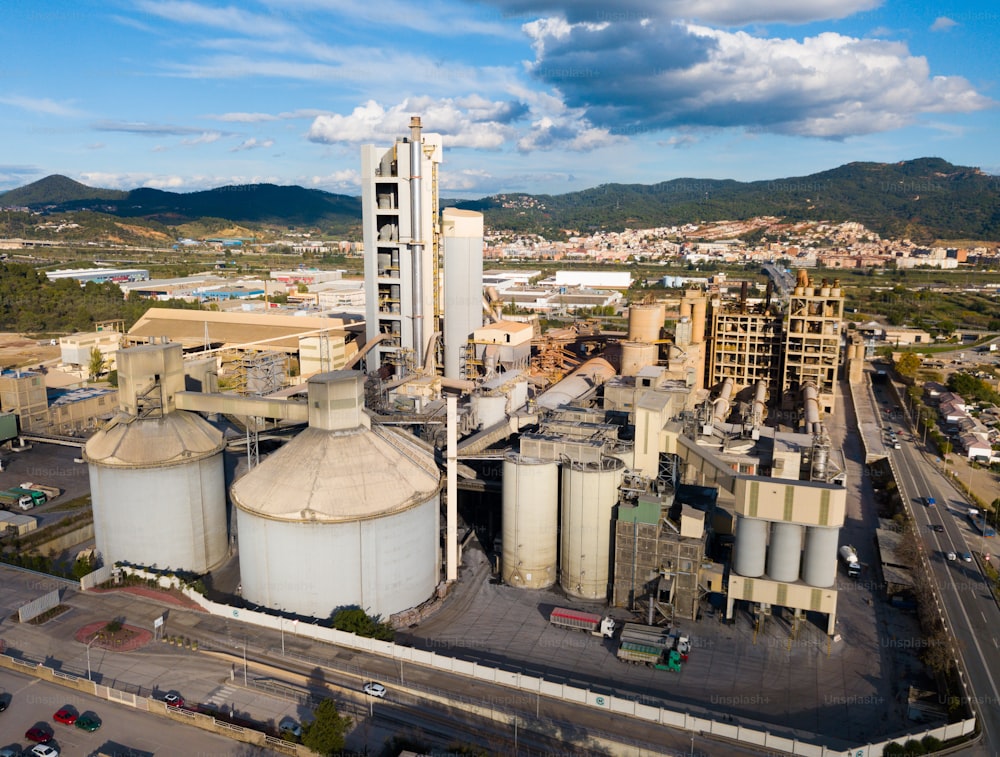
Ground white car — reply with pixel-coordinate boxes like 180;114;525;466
31;746;60;757
946;551;957;561
363;682;386;698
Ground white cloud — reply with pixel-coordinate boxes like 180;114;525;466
181;132;224;146
524;20;993;139
307;98;525;150
305;169;360;191
75;171;286;192
135;0;297;38
0;95;83;117
231;138;276;151
485;0;884;26
930;16;958;32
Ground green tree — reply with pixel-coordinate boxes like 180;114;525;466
894;352;922;378
88;347;106;381
330;607;394;640
301;698;351;755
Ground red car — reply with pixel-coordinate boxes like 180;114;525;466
25;725;52;743
53;707;78;725
164;693;184;708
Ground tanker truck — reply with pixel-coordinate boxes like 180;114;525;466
839;545;861;578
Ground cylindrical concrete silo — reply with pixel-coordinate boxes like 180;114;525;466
691;297;707;344
802;526;840;587
232;371;441;620
628;303;664;342
502;453;559;589
620;341;659;376
733;516;767;577
472;392;507;429
85;342;228;574
442;208;484;379
767;522;803;582
560;458;625;599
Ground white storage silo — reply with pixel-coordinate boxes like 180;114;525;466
802;526;840;587
85;342;228;574
733;516;767;577
502;453;559;589
560;458;625;599
767;522;802;583
232;371;441;619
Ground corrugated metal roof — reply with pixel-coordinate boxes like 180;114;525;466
231;424;439;522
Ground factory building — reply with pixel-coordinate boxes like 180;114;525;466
705;272;845;419
362;118;487;380
362;117;442;376
781;271;845;415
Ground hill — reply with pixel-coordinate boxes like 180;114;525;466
452;158;1000;242
2;158;997;242
0;179;362;237
1;174;126;206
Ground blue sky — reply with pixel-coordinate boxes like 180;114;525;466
1;0;997;197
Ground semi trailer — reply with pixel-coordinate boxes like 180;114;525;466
548;607;616;637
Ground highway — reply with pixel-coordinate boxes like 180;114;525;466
884;390;999;755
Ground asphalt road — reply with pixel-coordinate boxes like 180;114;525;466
887;386;1000;757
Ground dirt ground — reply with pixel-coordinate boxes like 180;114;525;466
0;332;61;369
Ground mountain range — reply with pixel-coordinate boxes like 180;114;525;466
2;158;998;242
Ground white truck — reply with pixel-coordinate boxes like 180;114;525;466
839;545;861;578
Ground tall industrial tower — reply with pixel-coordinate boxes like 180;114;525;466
362;117;443;376
780;272;844;415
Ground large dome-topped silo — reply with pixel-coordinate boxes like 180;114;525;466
232;371;441;620
85;341;228;573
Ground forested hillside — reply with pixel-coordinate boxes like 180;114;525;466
0;263;203;335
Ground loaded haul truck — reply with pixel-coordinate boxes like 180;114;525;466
548;607;616;637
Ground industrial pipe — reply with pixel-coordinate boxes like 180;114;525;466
409;116;424;369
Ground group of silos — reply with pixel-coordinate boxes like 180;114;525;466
84;342;441;621
501;452;625;600
732;517;839;588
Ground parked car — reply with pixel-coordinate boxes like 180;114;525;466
75;712;102;732
53;707;77;725
278;716;302;738
163;693;185;708
0;692;8;712
363;682;387;698
0;747;20;757
24;726;51;743
30;746;60;757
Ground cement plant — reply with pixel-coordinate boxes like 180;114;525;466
1;117;996;757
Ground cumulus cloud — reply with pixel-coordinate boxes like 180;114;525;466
307;97;527;149
481;0;883;26
524;19;993;139
930;16;958;32
231;137;276;151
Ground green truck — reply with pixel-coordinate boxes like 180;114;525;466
8;486;46;508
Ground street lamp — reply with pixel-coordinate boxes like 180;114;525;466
85;632;100;682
